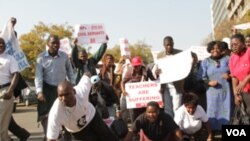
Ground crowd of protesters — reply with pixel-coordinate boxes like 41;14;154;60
1;17;250;141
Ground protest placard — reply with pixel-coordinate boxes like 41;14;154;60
125;81;163;109
75;24;107;45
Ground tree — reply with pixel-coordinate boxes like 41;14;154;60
104;40;153;65
130;40;153;64
213;9;250;40
19;22;73;80
214;19;236;40
201;33;214;46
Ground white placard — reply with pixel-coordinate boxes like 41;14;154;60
119;38;130;56
0;20;30;71
125;81;163;109
157;49;192;84
190;46;210;61
75;24;107;45
59;38;71;56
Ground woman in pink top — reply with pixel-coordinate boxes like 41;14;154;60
229;33;250;118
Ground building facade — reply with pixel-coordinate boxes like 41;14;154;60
211;0;250;37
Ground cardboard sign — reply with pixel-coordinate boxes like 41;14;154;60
59;38;71;56
157;49;192;84
75;24;107;45
120;38;130;56
190;46;210;61
125;81;163;109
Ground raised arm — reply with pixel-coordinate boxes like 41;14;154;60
92;43;107;64
71;44;80;68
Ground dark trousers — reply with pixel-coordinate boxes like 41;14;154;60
242;93;250;117
8;116;30;139
72;112;119;141
41;117;48;141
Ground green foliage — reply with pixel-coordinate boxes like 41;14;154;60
214;19;236;40
19;22;154;80
105;40;153;65
19;22;73;80
214;9;250;40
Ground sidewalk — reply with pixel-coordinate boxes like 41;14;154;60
10;104;44;141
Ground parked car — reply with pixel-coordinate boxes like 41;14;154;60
22;87;37;106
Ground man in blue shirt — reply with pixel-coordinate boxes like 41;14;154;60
35;34;75;141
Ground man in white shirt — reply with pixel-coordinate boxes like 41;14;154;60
0;37;19;141
47;75;119;141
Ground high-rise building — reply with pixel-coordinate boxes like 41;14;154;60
211;0;228;32
226;0;250;20
211;0;250;36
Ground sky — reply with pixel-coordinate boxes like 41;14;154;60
0;0;212;53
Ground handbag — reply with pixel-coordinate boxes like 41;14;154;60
14;73;28;97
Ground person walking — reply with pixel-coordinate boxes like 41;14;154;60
0;37;19;141
34;34;75;140
8;17;30;141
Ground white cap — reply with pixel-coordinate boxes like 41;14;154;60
90;75;100;84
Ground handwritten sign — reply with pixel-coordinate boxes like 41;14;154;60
125;81;163;109
120;38;130;56
75;24;107;45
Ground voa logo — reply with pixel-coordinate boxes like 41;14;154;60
226;129;246;136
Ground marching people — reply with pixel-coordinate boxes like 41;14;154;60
0;37;19;141
7;17;30;141
34;34;75;140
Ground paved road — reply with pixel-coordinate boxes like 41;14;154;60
10;104;222;141
10;104;44;141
